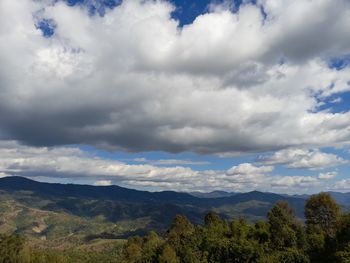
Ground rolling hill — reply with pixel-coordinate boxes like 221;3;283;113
3;176;347;247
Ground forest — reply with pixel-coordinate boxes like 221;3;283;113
1;192;349;263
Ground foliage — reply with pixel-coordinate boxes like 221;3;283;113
267;201;299;249
2;192;350;262
0;234;25;263
305;192;340;237
120;193;348;263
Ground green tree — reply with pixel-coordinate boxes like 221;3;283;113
267;201;300;249
122;236;144;263
335;213;350;263
142;231;163;262
305;192;340;237
159;244;180;263
252;221;270;248
337;213;350;246
267;248;310;263
335;244;350;263
305;193;341;263
167;215;203;263
167;215;195;249
204;211;222;227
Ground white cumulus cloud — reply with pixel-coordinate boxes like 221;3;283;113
0;0;349;155
226;163;274;175
0;140;342;194
259;148;348;170
318;171;338;180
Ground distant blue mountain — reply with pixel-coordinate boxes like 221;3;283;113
0;176;305;207
189;190;236;198
0;176;307;221
3;176;349;238
328;192;350;208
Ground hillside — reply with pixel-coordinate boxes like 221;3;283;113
0;176;313;245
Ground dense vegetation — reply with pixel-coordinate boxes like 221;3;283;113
0;235;124;263
1;192;350;263
0;176;312;243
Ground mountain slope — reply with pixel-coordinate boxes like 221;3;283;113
189;191;235;198
0;176;309;242
328;192;350;209
0;176;200;205
0;176;305;208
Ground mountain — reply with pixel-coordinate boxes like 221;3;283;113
285;192;350;210
0;176;199;205
0;176;307;216
189;190;235;198
0;176;311;245
0;176;304;205
0;176;307;211
328;192;350;208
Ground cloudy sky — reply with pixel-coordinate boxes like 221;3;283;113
0;0;350;194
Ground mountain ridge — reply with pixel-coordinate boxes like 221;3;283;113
0;176;348;242
0;176;307;208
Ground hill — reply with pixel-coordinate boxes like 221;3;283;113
0;176;309;245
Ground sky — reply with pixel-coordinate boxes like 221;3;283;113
0;0;350;194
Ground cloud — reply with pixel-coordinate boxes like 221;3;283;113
330;97;342;104
271;176;319;188
0;0;349;155
318;171;338;180
94;180;112;186
258;148;348;170
133;158;210;166
0;140;199;184
0;140;341;194
0;172;9;178
331;179;350;192
226;163;274;175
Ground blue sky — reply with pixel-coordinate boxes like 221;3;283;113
0;0;350;193
36;0;250;34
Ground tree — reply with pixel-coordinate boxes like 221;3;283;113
252;221;270;245
204;211;222;227
159;244;179;263
267;201;300;249
142;231;163;262
230;218;251;241
268;248;310;263
122;237;144;263
167;215;202;263
336;213;350;245
335;244;350;263
335;213;350;263
304;193;341;263
305;192;340;237
203;211;228;244
167;215;195;249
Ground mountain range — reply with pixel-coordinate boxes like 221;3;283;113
0;176;349;248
